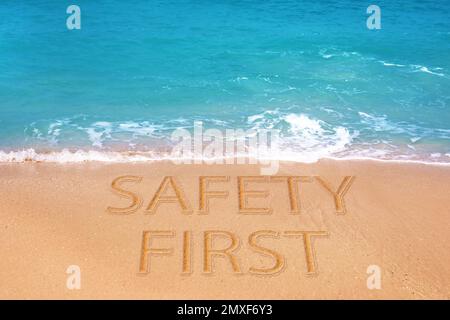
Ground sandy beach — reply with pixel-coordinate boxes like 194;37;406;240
0;159;449;299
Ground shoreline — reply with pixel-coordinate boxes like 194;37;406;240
1;148;450;167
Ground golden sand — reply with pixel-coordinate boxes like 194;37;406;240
0;159;449;299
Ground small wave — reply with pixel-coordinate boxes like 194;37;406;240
1;147;450;166
379;60;405;67
358;112;402;133
318;48;360;60
0;148;163;163
26;118;165;149
247;109;357;162
358;111;450;140
411;65;445;77
86;122;112;147
377;61;446;77
230;76;249;83
10;110;450;165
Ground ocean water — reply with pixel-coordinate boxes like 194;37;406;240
0;0;449;163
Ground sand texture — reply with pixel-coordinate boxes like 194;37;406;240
0;160;449;299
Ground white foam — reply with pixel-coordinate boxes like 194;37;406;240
411;65;445;77
417;66;444;77
379;60;405;67
1;147;449;167
6;111;449;166
46;120;68;145
283;113;323;133
378;61;446;77
0;148;162;163
319;49;361;60
250;111;357;163
358;112;403;133
118;121;158;137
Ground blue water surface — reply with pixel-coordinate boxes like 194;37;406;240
0;0;449;161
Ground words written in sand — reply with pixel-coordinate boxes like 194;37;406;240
106;175;355;276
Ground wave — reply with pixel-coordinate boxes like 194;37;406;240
247;110;356;157
358;111;450;139
318;48;361;60
378;60;446;77
379;60;406;67
1;147;450;166
0;149;166;163
5;109;450;164
411;65;445;77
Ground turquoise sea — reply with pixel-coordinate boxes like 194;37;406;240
0;0;449;162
